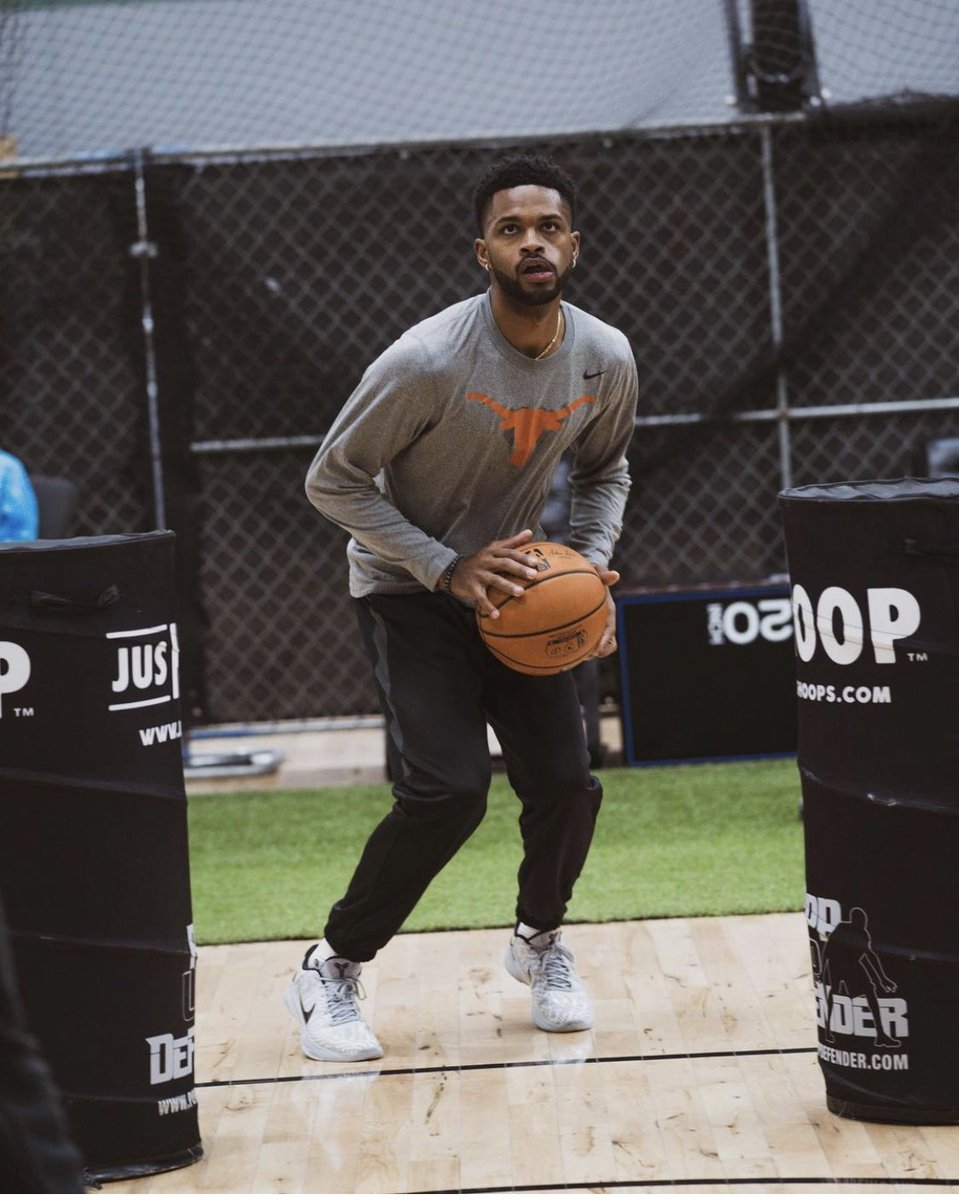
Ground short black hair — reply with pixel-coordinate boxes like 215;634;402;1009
472;154;577;235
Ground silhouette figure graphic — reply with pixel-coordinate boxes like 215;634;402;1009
818;907;900;1048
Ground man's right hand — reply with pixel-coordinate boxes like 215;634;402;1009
448;529;540;618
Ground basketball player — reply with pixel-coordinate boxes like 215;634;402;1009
288;154;638;1061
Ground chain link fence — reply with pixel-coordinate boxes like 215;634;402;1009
1;170;150;536
2;110;957;723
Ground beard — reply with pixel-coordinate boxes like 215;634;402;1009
489;260;572;307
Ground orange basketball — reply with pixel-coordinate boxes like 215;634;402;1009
476;542;609;675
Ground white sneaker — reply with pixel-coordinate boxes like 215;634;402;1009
505;928;593;1033
285;945;383;1062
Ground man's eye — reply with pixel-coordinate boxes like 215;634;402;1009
500;224;518;234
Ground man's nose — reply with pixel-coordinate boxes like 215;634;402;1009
520;228;544;253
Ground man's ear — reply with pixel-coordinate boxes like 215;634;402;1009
474;238;490;271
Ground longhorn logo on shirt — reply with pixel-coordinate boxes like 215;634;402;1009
467;392;597;468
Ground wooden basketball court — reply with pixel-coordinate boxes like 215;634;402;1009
101;912;959;1194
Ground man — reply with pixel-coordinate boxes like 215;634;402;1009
290;154;638;1061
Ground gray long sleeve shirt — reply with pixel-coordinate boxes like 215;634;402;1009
306;290;637;597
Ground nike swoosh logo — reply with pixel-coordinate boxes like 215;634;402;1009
583;369;606;380
299;1000;315;1023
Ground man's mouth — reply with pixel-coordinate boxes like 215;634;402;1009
520;258;555;282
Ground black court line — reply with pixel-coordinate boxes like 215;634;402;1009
195;1044;818;1089
415;1177;959;1194
194;1052;959;1192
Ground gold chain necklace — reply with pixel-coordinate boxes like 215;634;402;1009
534;308;564;360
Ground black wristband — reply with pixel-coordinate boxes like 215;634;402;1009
441;554;462;593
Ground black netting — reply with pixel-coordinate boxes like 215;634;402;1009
560;133;772;420
616;422;787;589
195;449;373;721
173;149;493;444
776;118;959;408
169;134;773;444
0;172;150;537
790;409;959;489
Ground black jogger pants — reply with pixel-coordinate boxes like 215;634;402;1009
323;590;602;962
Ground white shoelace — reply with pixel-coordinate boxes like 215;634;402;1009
321;974;368;1025
535;942;577;991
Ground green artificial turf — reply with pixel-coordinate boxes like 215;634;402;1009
188;758;805;945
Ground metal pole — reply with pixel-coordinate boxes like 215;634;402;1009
760;124;792;492
130;148;166;529
722;0;753;112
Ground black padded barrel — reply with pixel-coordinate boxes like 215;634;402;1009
0;533;201;1180
779;478;959;1124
